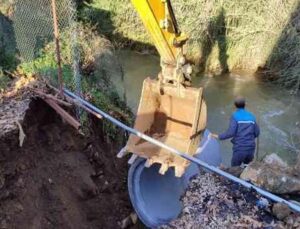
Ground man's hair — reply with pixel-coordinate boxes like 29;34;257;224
234;96;246;108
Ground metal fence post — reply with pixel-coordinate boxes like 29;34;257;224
51;0;63;94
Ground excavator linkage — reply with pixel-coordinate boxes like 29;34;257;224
123;0;207;177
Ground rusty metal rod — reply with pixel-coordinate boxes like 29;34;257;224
51;0;63;94
45;83;103;119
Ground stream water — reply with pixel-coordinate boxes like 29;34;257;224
115;50;300;166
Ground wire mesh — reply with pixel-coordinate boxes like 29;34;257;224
11;0;81;95
7;0;128;125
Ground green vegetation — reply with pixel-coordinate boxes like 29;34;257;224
80;0;300;89
7;21;132;139
264;8;300;89
1;0;299;94
79;1;153;50
0;0;132;139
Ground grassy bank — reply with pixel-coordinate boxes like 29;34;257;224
1;0;299;93
80;0;300;89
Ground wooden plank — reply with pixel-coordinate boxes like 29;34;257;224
44;98;80;130
31;88;72;107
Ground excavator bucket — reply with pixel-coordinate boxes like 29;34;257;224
125;78;207;177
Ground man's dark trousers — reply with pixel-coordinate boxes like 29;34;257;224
231;148;255;166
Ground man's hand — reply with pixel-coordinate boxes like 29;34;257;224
209;133;219;139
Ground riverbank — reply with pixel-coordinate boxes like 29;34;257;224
1;1;300;92
80;0;300;89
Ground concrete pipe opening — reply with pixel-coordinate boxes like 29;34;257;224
128;130;222;228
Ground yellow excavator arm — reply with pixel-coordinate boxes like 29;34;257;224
131;0;187;65
131;0;191;86
125;0;207;177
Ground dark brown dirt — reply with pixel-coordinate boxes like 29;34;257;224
0;98;134;229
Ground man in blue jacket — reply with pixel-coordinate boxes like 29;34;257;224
210;97;260;166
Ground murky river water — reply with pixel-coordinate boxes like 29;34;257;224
115;50;300;166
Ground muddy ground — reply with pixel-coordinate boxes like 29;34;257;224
0;89;136;228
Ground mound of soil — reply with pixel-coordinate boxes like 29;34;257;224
0;96;133;228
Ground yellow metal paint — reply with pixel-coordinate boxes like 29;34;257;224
131;0;183;64
127;0;207;177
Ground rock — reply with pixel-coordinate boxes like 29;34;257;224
130;213;138;224
272;203;291;220
93;152;99;159
120;217;130;228
18;163;27;171
240;163;261;182
263;153;287;168
284;214;300;228
182;206;191;214
14;202;24;212
120;213;137;229
256;197;269;209
16;177;24;188
240;162;300;194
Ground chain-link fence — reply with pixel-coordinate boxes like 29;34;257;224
5;0;129;140
11;0;81;95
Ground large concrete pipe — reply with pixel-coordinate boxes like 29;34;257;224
128;130;222;228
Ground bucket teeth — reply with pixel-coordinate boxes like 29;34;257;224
117;147;127;158
144;159;153;168
128;154;138;165
124;79;207;177
175;166;185;177
159;164;169;175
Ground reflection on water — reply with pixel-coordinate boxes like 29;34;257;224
115;50;160;111
116;50;300;166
